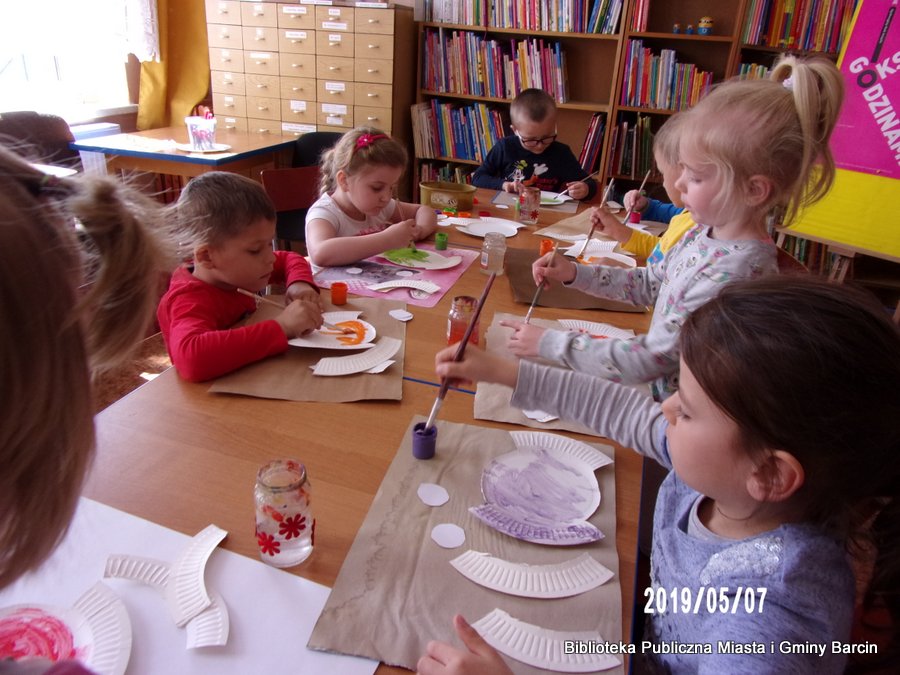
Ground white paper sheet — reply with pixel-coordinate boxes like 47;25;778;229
0;498;377;675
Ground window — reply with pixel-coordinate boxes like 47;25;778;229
0;1;133;122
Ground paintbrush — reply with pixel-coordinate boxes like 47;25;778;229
573;179;615;258
236;288;351;333
424;272;497;432
616;169;652;231
557;169;604;198
524;241;560;323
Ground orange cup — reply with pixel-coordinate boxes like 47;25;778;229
539;239;555;257
331;282;348;306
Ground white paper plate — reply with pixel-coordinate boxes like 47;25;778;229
174;143;232;153
558;320;636;340
563;239;618;258
367;279;441;294
450;550;613;599
540;190;574;205
311;336;402;376
72;583;132;675
470;432;612;545
471;609;620;672
289;311;376;350
452;217;521;238
379;248;462;270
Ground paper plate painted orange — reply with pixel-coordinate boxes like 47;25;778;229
321;320;366;345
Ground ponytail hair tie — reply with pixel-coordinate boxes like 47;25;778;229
355;133;389;152
782;76;794;91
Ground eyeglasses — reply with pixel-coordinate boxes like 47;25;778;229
515;130;557;148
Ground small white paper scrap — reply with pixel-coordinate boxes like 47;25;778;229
522;409;558;423
431;523;465;549
495;204;509;209
345;267;363;275
417;483;449;507
389;309;413;322
396;270;414;277
364;359;394;374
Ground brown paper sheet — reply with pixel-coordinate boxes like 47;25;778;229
506;247;646;312
534;208;595;239
208;297;406;401
474;314;619;438
308;416;623;675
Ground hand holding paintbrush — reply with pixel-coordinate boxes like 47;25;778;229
236;288;350;335
557;169;604;199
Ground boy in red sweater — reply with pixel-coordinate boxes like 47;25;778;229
158;172;323;382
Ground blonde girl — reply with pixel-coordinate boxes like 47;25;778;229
426;275;900;674
305;127;437;266
508;56;844;401
0;144;170;590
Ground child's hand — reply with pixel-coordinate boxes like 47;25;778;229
623;189;648;214
565;180;589;200
589;205;632;244
501;320;544;357
434;344;519;389
286;281;323;310
417;615;513;675
533;250;576;287
383;219;417;249
275;299;323;339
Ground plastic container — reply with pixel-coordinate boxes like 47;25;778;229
331;282;348;306
419;181;477;212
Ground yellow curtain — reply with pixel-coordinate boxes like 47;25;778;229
137;0;210;130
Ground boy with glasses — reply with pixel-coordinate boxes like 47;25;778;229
472;88;597;200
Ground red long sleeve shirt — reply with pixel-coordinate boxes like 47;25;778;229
157;251;316;382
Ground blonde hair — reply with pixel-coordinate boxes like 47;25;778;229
0;143;171;589
679;55;844;226
174;171;276;255
652;112;683;168
318;126;407;195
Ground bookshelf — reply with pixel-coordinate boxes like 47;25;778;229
413;0;627;190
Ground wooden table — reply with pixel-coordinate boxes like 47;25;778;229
70;126;297;179
86;189;651;673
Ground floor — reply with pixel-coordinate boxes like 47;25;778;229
92;332;172;412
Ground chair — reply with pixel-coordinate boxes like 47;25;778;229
292;131;344;167
0;111;81;170
261;165;321;252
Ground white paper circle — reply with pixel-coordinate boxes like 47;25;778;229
431;523;466;549
395;270;414;277
417;483;449;507
345;267;363;274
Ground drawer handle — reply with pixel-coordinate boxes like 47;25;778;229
253;11;265;17
329;41;340;47
367;116;378;121
367;19;379;24
255;36;265;41
222;57;231;62
225;103;235;108
256;83;267;88
292;86;302;92
257;129;270;134
367;92;377;97
254;60;268;65
218;8;229;14
291;63;303;68
290;39;304;44
367;68;378;73
329;66;341;71
257;106;268;111
368;44;378;49
225;125;236;130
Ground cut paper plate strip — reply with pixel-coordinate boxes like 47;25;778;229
379;248;462;270
185;590;229;649
562;239;618;258
389;309;414;322
71;583;133;675
470;432;612;546
557;320;635;341
522;408;559;423
450;217;522;238
104;555;171;593
165;524;228;627
471;609;620;672
311;336;402;376
367;279;440;294
289;311;376;350
450;550;614;599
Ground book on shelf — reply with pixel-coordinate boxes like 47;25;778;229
621;39;713;111
743;0;857;53
578;112;606;174
607;113;655;178
418;160;476;185
629;0;649;32
411;99;507;163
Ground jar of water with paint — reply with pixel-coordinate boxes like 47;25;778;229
447;295;480;346
255;458;315;567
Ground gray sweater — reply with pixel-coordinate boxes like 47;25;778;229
512;360;854;674
539;226;777;400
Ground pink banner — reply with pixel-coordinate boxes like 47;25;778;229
831;0;900;179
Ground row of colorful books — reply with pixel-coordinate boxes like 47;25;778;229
737;62;772;79
424;0;623;34
741;0;858;53
578;112;606;174
606;113;656;180
417;161;476;185
620;40;714;111
777;234;843;276
411;100;508;163
421;28;568;102
629;0;650;32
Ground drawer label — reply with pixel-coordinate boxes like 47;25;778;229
322;103;348;114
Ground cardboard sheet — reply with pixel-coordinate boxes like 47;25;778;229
308;417;623;675
313;245;479;308
506;247;646;312
208;297;405;401
0;498;377;675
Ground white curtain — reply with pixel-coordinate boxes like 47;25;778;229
125;0;160;62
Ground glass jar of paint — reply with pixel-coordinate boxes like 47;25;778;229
254;458;315;567
480;231;506;275
447;295;480;346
